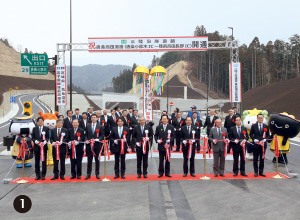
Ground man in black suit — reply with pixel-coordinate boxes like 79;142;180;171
132;116;153;178
115;105;122;118
129;110;139;128
72;108;83;120
87;107;94;121
250;114;271;177
229;116;249;177
171;108;179;124
232;106;241;121
63;110;73;129
100;109;111;138
154;115;175;178
180;117;197;177
224;109;236;153
172;112;185;152
85;114;104;180
68;119;85;179
32;117;50;180
203;110;219;152
79;112;90;132
95;110;102;124
127;107;133;120
120;110;133;151
109;109;118;130
192;112;203;153
110;118;130;179
50;119;68;180
159;111;171;124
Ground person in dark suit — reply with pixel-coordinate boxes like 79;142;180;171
85;114;104;180
146;120;155;148
50;119;68;180
132;116;153;178
127;107;133;120
87;107;94;122
100;109;111;138
79;112;90;132
180;117;197;177
191;112;203;153
171;108;179;124
209;119;228;177
229;116;249;176
109;109;118;129
232;106;241;121
110;118;130;179
159;111;171;124
172;112;185;152
115;106;122;118
129;110;139;128
63;110;73;129
154;115;175;178
72;108;83;120
224;109;236;153
249;114;271;177
204;110;219;152
120;110;133;151
31;117;50;180
68;119;85;179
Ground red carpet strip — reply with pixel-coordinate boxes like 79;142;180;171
11;173;288;184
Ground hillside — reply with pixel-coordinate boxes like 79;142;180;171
67;64;131;93
0;41;54;80
221;77;300;119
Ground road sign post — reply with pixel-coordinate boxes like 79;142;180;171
21;53;48;75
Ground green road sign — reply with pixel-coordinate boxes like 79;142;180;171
21;53;48;75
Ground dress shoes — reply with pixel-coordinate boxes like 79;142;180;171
165;174;172;177
143;174;148;178
70;176;76;179
233;173;238;177
96;175;100;179
51;176;58;180
77;176;81;179
158;174;163;178
183;173;187;177
60;176;65;180
35;176;40;180
241;173;248;177
214;174;218;177
41;176;45;180
259;173;266;177
220;174;225;177
254;173;258;177
121;175;125;179
190;174;196;177
85;175;91;180
114;175;119;179
137;174;141;179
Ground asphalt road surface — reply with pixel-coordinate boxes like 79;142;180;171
0;108;299;220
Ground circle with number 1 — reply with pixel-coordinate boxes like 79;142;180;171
13;195;32;213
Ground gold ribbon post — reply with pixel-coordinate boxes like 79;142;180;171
17;138;29;183
102;137;111;181
200;135;210;180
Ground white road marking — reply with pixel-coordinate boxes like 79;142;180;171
0;123;10;129
33;96;45;113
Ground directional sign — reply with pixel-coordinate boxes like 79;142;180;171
10;96;16;103
21;53;48;75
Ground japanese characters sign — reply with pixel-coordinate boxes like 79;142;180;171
21;53;48;75
229;62;242;103
143;76;153;121
88;36;208;52
55;65;67;106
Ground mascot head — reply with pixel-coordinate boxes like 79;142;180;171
9;114;36;135
38;111;58;129
269;113;300;139
243;108;268;130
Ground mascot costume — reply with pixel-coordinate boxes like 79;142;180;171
269;113;300;164
37;111;59;165
10;114;36;168
242;108;268;160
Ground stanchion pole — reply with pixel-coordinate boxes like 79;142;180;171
17;160;29;183
102;138;111;182
272;155;283;179
200;136;210;180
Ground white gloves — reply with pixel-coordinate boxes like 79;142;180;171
254;139;259;143
178;128;181;131
182;140;187;145
136;142;140;147
192;140;195;143
51;142;55;145
213;139;217;144
43;141;47;145
35;140;39;144
95;139;99;142
114;140;118;144
157;139;162;144
166;140;170;143
59;141;62;145
146;137;149;141
234;139;239;144
75;141;79;145
86;140;90;144
200;127;204;129
242;140;246;143
263;139;266;143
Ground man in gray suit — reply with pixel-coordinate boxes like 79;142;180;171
209;119;229;177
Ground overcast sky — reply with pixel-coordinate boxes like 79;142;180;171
1;0;300;67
